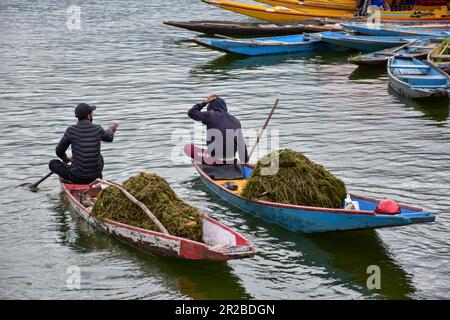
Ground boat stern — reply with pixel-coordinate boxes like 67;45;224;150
201;214;255;260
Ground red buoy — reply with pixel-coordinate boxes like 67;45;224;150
375;199;401;215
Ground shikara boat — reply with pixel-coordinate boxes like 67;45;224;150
201;0;353;22
193;33;333;56
348;39;437;66
256;0;356;15
428;39;450;73
61;181;255;260
388;55;450;99
378;6;450;23
190;159;435;233
256;0;356;12
342;23;450;37
163;20;343;36
315;31;435;52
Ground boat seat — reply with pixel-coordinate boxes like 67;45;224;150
389;65;430;69
401;75;448;86
410;84;449;88
400;75;445;79
199;164;244;180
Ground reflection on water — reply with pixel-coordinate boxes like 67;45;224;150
302;231;415;300
191;50;351;76
388;86;450;124
348;65;387;81
55;192;251;300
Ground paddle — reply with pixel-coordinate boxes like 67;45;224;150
21;172;53;191
390;39;420;54
247;98;280;163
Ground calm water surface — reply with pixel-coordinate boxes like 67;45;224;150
0;0;449;299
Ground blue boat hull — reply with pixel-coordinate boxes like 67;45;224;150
388;56;450;99
318;32;435;52
193;162;435;233
343;23;450;37
194;34;333;56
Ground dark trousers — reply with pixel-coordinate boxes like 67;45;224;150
183;144;236;165
49;159;99;184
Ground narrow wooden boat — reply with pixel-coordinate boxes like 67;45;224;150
315;31;435;52
61;181;255;260
193;33;333;56
190;160;435;233
255;0;356;15
202;0;450;23
342;23;450;37
257;0;356;12
378;6;450;23
163;20;343;36
388;55;450;99
348;39;438;66
428;39;450;73
201;0;353;22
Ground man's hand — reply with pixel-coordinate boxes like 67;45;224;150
63;156;72;164
109;122;119;133
204;94;218;104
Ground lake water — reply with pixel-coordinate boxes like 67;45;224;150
0;0;449;300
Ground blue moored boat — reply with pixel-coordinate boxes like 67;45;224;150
191;160;435;233
388;55;450;99
316;31;435;52
193;32;335;56
342;23;450;38
348;39;437;66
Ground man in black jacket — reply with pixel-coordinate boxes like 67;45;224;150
49;103;118;184
186;94;248;165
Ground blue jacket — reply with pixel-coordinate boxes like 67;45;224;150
188;98;249;163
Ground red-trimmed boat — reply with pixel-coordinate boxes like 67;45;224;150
61;181;255;260
191;160;436;233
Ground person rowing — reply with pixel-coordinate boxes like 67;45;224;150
185;94;248;166
48;103;118;184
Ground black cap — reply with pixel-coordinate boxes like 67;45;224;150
75;103;96;119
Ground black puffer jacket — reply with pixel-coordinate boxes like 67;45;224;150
55;119;114;181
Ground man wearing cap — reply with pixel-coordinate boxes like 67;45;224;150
48;103;118;184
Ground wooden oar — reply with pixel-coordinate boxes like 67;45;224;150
92;178;170;235
247;98;280;162
391;39;420;54
21;172;53;190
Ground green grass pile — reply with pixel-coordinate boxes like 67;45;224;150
241;149;346;208
91;172;202;242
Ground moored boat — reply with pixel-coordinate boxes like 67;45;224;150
428;38;450;73
388;54;450;99
342;22;450;37
378;5;450;23
348;39;438;66
315;31;435;52
202;0;450;23
201;0;353;22
256;0;357;13
193;33;334;56
61;181;255;260
163;20;343;36
190;158;435;233
255;0;356;15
